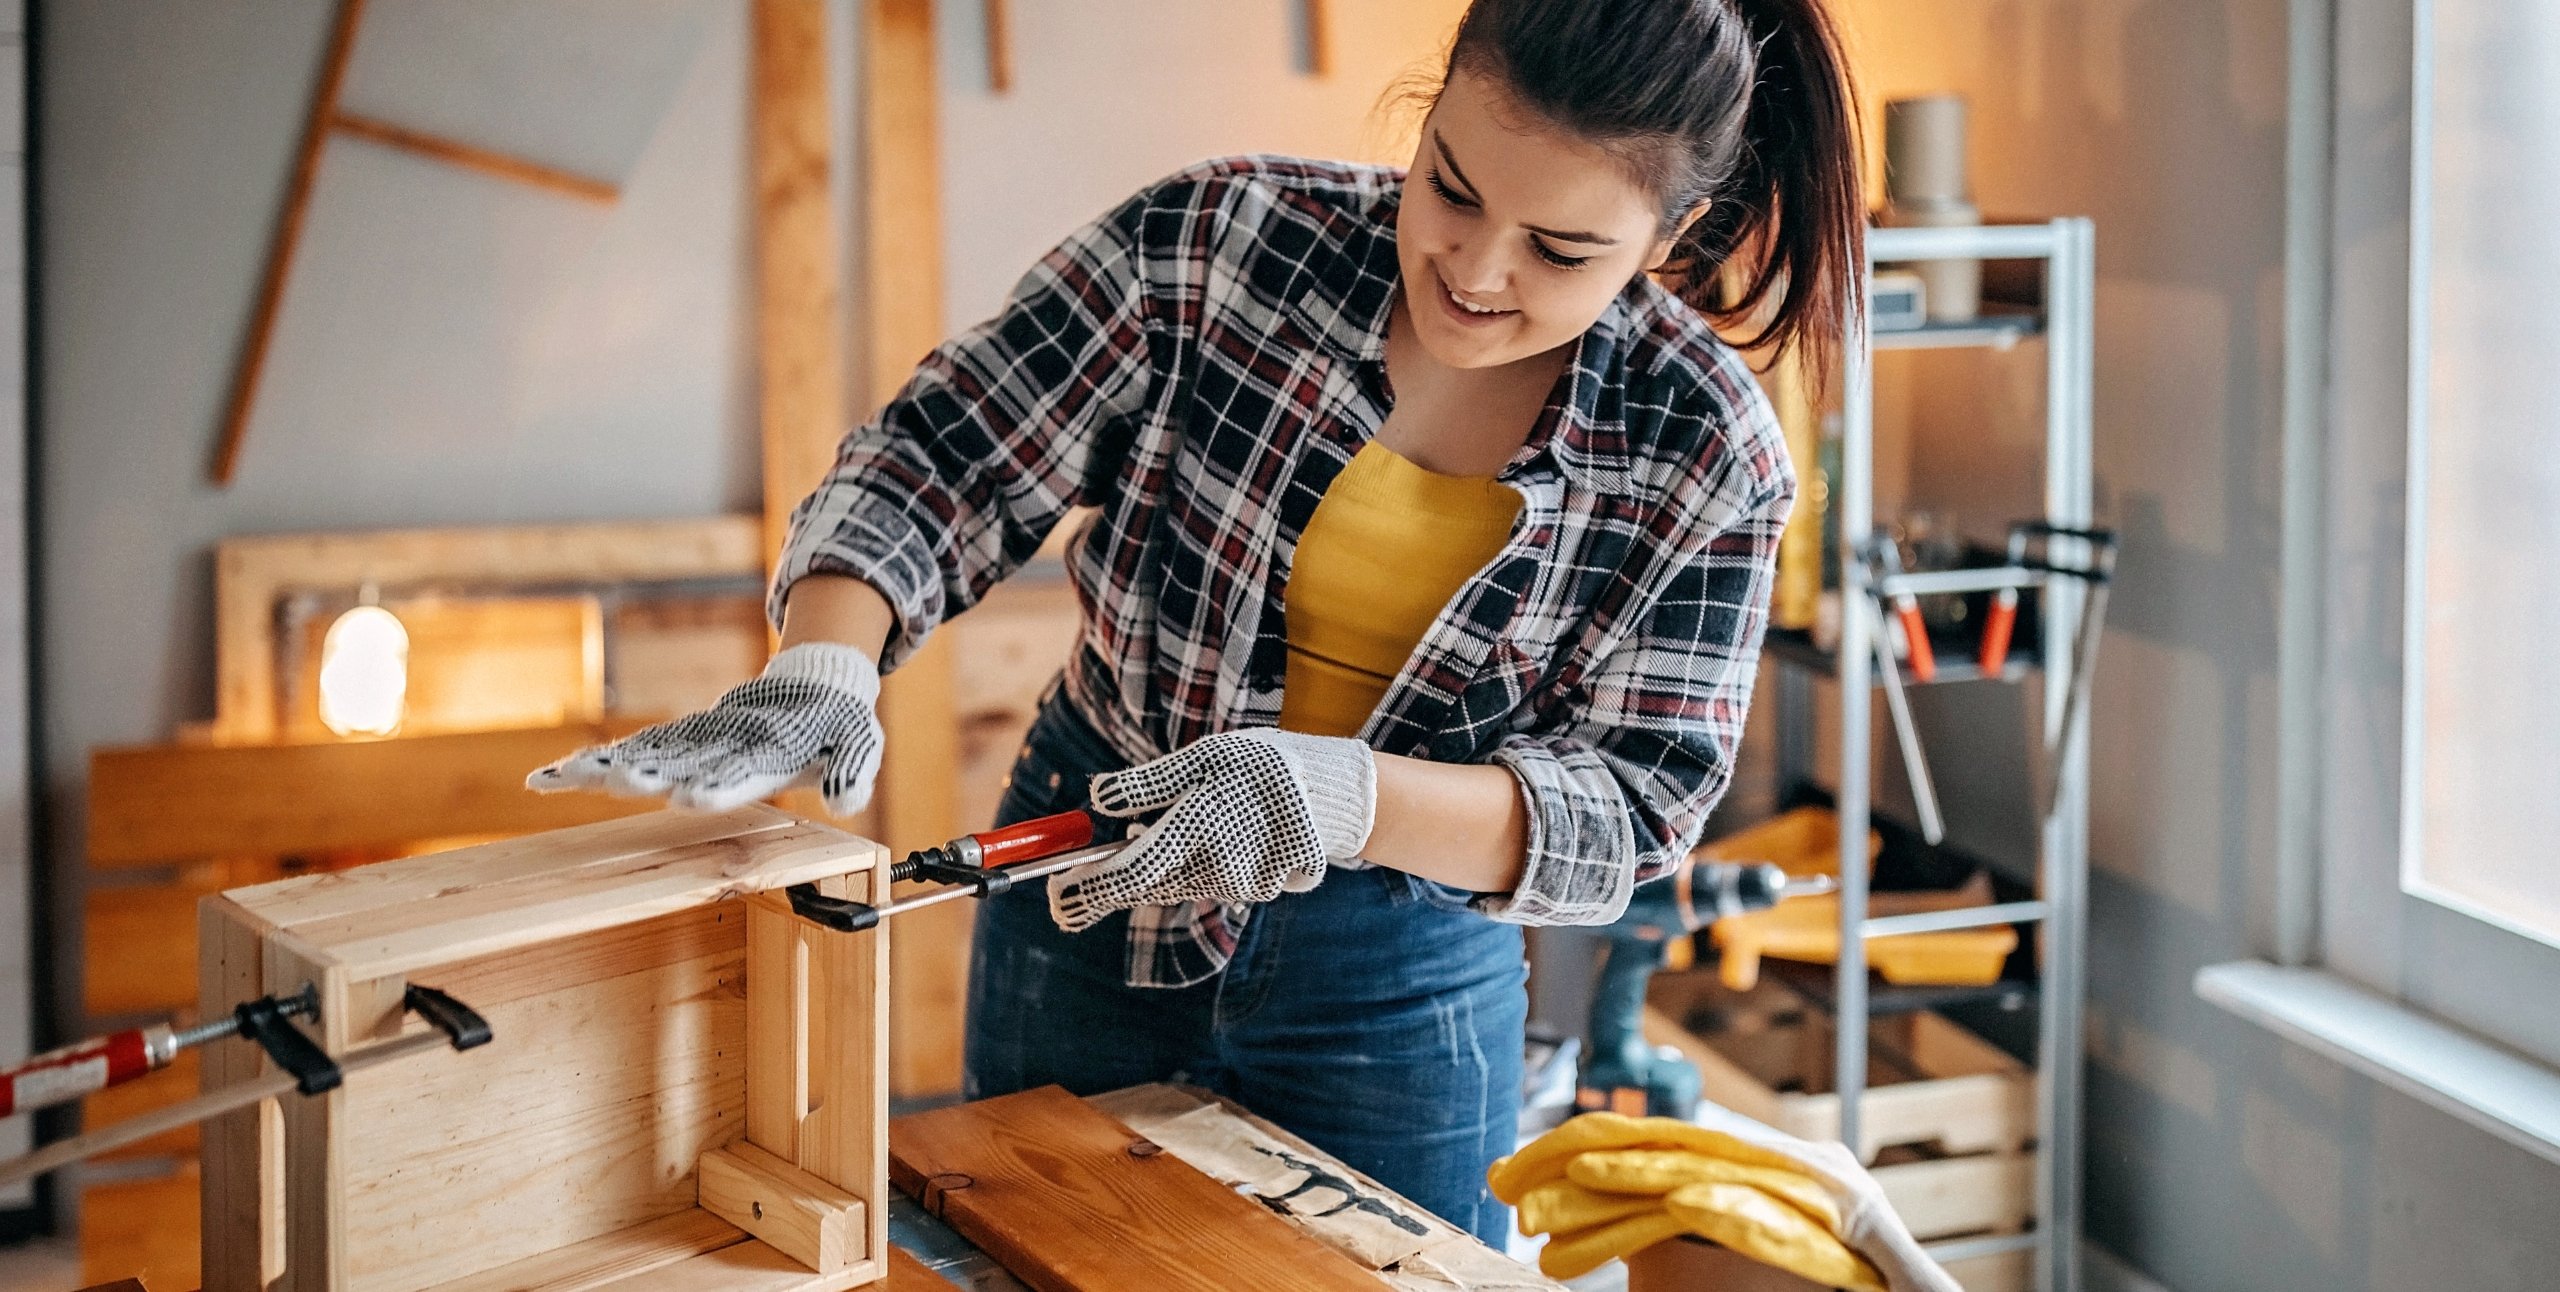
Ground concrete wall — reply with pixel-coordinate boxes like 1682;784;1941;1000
1833;1;2560;1289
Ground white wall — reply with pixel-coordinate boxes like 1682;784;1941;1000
932;0;1466;334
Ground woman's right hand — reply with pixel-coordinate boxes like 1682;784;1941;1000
527;642;886;817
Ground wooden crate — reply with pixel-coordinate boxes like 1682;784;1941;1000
194;806;889;1292
1626;1237;2030;1292
1644;975;2036;1252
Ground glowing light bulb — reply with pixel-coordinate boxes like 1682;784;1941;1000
318;604;409;738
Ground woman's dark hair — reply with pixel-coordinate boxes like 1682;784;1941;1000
1438;0;1864;373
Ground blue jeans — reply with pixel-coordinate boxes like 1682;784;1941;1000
964;687;1530;1246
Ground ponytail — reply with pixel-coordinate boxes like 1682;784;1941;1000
1444;0;1866;376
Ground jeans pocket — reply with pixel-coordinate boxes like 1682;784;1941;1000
1408;875;1485;914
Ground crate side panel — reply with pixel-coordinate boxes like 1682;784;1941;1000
341;912;750;1292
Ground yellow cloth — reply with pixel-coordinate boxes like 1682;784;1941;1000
1278;442;1522;738
1491;1113;1886;1289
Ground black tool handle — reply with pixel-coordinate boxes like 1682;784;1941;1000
404;984;492;1051
236;986;340;1097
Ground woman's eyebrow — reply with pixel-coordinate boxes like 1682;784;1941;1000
1433;133;1622;247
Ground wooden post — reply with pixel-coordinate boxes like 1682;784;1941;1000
753;0;851;574
857;0;969;1097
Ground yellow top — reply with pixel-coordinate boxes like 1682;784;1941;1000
1279;442;1524;738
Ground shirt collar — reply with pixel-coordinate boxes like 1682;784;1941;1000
1329;183;1640;495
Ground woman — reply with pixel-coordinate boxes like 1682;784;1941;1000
534;0;1859;1244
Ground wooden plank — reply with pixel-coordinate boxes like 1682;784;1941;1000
224;805;796;928
200;897;279;1292
215;517;761;742
798;869;888;1274
605;1242;880;1292
283;820;876;982
885;1246;945;1290
427;1210;751;1292
1871;1151;2034;1241
888;1086;1382;1292
84;881;204;1016
697;1141;866;1272
753;0;848;572
267;942;346;1292
212;0;364;486
82;1165;202;1291
87;721;662;867
329;111;618;203
746;891;810;1156
342;936;749;1292
422;902;745;1013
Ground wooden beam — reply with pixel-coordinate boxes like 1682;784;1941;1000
1305;0;1333;77
860;0;970;1097
328;111;619;204
87;721;660;866
753;0;850;574
983;0;1013;93
212;0;366;486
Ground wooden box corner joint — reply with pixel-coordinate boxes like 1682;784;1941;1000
196;805;891;1292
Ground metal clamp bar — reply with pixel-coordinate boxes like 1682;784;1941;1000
1860;900;2049;939
785;842;1124;934
1876;566;2048;599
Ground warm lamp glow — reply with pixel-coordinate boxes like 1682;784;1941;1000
319;604;409;738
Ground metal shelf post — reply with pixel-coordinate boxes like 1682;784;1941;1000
1790;218;2095;1292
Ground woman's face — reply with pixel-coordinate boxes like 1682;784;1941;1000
1396;68;1693;371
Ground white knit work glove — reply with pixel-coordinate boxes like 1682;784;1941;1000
1047;728;1377;932
526;643;885;816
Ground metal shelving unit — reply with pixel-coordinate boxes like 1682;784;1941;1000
1767;218;2096;1292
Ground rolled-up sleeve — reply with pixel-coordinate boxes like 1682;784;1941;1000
1477;477;1794;926
769;186;1160;670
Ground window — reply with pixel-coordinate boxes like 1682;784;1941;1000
2400;0;2560;949
2307;0;2560;1071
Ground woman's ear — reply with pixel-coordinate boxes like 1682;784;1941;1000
1643;202;1713;272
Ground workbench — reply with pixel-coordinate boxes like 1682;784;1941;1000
886;1084;1558;1292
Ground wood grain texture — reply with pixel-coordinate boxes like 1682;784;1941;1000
888;1086;1382;1292
697;1141;866;1271
427;1209;751;1292
214;517;760;742
212;0;364;486
746;891;811;1156
342;934;748;1292
753;0;848;572
198;898;272;1292
330;110;618;203
87;721;661;866
272;819;874;982
81;1168;202;1290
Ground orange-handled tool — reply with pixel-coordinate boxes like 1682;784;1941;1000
1977;586;2018;675
894;808;1098;879
1873;536;1936;682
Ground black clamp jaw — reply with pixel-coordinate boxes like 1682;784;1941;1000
234;982;494;1097
784;856;1022;934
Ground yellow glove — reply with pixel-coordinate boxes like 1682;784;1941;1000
1663;1180;1887;1292
1564;1147;1844;1232
1532;1209;1691;1281
1488;1111;1807;1197
1514;1179;1661;1236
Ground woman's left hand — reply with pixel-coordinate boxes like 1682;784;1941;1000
1047;728;1378;931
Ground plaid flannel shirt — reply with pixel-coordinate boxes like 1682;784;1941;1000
774;155;1793;988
